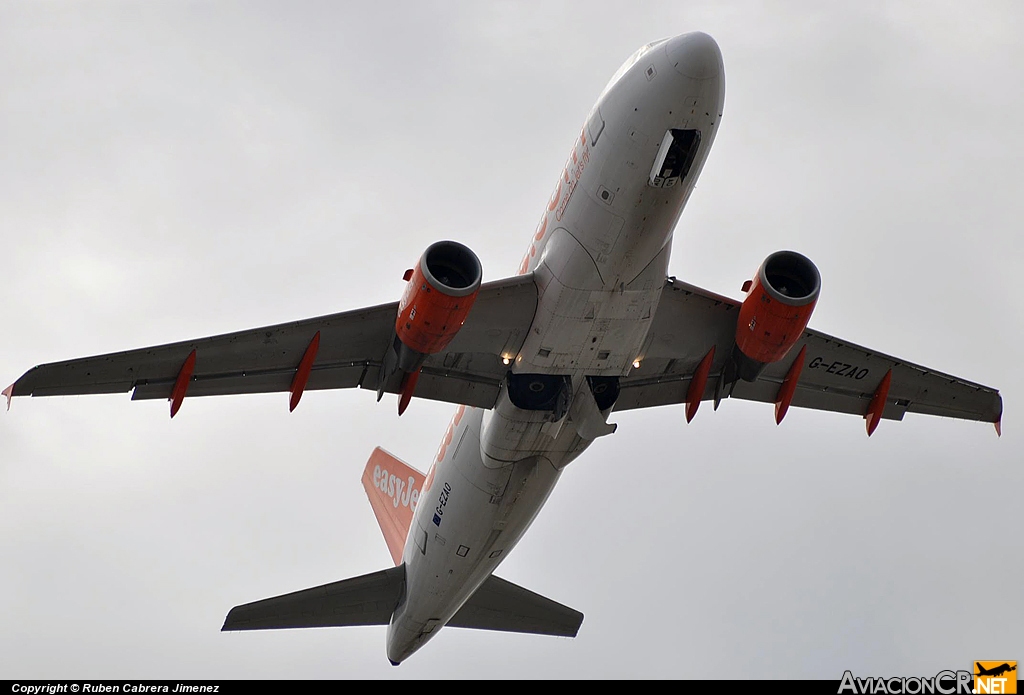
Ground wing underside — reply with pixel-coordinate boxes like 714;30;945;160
616;279;1002;428
8;275;538;411
6;273;1001;429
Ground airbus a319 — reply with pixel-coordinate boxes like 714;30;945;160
4;32;1002;664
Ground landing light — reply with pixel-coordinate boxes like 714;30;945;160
502;357;512;365
632;359;642;369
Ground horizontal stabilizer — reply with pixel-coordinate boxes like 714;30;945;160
222;567;582;639
450;575;583;637
222;566;404;631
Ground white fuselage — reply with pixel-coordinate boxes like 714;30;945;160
387;32;726;663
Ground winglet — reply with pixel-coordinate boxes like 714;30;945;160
864;368;892;437
169;349;197;418
994;418;1001;437
2;383;13;411
685;347;715;423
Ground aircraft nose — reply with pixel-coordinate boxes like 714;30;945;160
666;32;723;80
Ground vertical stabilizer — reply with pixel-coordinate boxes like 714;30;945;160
361;447;425;565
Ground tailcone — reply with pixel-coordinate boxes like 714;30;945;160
386;614;437;665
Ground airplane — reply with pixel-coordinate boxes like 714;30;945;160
976;663;1017;678
3;32;1003;665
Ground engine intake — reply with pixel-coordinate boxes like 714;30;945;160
420;241;482;297
732;251;820;381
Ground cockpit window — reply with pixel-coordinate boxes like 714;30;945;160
599;39;668;98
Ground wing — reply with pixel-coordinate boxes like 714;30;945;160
616;278;1002;433
6;275;537;412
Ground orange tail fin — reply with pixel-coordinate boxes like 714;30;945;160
361;447;426;565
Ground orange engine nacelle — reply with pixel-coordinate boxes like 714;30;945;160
733;251;820;381
396;241;482;358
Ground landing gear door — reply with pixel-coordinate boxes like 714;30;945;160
649;128;701;189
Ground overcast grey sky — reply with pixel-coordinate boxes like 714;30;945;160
1;0;1021;680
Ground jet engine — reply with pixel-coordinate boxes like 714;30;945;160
729;250;820;382
395;240;482;361
380;241;483;413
